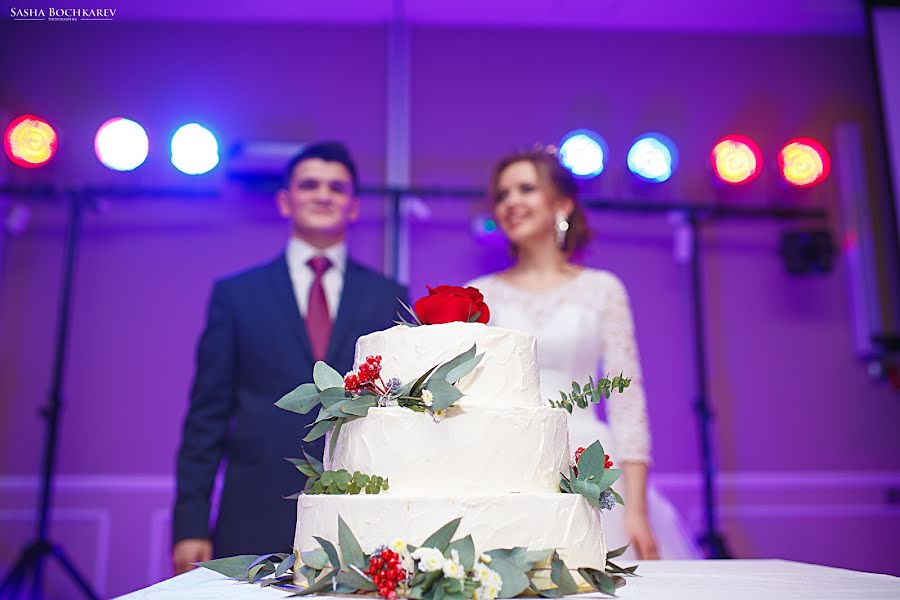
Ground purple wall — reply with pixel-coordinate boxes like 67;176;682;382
1;22;899;597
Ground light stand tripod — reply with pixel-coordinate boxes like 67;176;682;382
0;190;100;600
684;212;731;558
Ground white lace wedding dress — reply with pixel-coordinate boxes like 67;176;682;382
467;268;701;560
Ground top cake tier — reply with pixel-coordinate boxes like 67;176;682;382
354;322;542;408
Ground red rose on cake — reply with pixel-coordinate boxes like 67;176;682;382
413;285;490;325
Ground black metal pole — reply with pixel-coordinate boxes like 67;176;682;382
0;191;100;600
687;213;731;559
390;191;402;279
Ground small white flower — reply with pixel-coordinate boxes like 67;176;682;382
389;538;407;554
472;563;492;583
478;553;492;564
421;389;434;407
411;547;445;572
442;553;464;580
475;583;501;600
431;409;446;422
400;552;415;574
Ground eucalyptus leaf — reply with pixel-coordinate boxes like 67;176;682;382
319;387;348;407
247;562;275;583
245;553;278;572
340;397;377;417
300;548;329;570
313;362;344;390
302;449;324;475
275;383;322;415
285;458;319;478
338;516;366;568
329;418;345;458
571;476;603;509
334;470;353;488
605;545;629;560
426;379;464;411
430;345;477;383
420;517;462;552
576;441;607;481
261;574;295;587
314;536;341;570
522;549;554;569
294;570;336;596
550;552;579;596
196;555;259;580
486;556;529;598
446;535;475;571
577;568;618;596
410;571;443;597
303;419;335;443
595;468;622;491
444;353;484;384
336;567;377;591
274;553;296;578
409;364;441;397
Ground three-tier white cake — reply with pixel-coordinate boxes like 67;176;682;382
293;322;606;579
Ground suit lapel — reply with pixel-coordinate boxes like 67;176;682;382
326;259;368;365
268;253;314;364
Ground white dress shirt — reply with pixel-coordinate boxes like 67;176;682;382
285;237;347;320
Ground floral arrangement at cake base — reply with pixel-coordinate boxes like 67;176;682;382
199;516;634;599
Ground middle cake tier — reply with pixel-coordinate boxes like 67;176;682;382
324;406;570;494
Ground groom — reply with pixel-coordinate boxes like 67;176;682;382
172;142;407;573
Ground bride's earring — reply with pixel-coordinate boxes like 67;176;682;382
555;211;570;248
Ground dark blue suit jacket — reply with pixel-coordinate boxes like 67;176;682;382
173;253;407;556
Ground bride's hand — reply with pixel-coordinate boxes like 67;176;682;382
625;507;660;559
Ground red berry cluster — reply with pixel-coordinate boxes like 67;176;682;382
344;356;383;393
572;447;613;477
367;549;405;600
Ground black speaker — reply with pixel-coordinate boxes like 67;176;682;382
779;229;836;275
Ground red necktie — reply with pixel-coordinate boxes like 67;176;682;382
306;255;333;361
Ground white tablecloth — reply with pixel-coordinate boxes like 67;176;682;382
114;560;900;600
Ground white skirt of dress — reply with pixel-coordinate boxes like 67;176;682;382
567;413;702;560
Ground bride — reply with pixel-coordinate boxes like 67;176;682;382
467;148;700;560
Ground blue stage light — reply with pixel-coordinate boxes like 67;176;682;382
559;130;607;178
171;123;219;175
627;133;677;183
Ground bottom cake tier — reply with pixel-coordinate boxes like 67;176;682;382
294;493;606;585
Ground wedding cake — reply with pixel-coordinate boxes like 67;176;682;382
292;321;607;582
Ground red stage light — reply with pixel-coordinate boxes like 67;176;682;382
4;115;58;168
711;134;762;185
779;138;830;188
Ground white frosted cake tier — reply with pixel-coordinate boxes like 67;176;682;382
354;323;541;409
324;406;569;494
294;493;606;578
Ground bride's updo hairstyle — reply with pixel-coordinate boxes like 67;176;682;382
489;147;592;255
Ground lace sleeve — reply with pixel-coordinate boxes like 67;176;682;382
598;272;652;464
